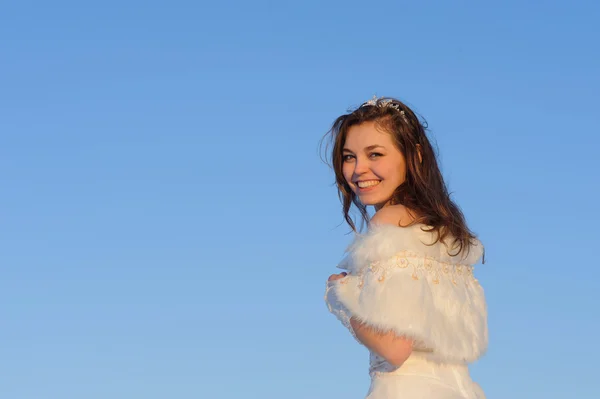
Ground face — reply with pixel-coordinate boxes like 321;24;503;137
342;121;407;210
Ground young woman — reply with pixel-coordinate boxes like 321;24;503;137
324;97;487;398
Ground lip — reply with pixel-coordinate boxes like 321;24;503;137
357;186;377;193
354;180;381;193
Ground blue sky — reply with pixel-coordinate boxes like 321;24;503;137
2;1;599;398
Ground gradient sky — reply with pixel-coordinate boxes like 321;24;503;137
2;1;599;398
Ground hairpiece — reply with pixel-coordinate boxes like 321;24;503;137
361;95;408;123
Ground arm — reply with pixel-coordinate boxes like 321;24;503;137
327;206;488;364
350;317;413;367
349;204;415;366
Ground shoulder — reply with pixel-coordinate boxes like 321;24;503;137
342;206;483;269
369;204;415;227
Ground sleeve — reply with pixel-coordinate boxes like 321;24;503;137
331;253;488;363
324;275;361;342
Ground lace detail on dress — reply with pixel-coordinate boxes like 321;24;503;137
364;250;477;286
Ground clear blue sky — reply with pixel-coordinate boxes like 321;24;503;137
2;1;599;398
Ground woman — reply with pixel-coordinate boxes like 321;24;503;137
324;96;487;398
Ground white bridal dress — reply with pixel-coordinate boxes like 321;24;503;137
325;224;487;398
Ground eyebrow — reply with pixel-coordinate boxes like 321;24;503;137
343;145;385;153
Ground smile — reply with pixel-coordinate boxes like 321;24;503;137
356;180;381;190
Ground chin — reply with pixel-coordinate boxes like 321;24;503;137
357;194;387;207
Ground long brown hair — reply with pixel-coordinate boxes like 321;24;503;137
322;97;479;257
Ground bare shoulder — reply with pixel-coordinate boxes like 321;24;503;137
370;204;416;227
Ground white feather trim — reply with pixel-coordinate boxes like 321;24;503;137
327;224;488;363
325;275;362;342
339;224;484;274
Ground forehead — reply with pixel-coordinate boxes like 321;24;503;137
344;121;393;149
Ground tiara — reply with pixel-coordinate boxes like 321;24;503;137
361;96;408;122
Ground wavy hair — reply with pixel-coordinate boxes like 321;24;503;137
322;97;479;257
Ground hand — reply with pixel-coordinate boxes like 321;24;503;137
328;272;347;282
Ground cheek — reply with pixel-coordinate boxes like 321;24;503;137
380;162;406;182
342;163;353;183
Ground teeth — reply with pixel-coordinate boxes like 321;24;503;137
357;180;380;188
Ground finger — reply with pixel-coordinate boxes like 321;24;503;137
329;273;347;281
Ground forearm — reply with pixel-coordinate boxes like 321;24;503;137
350;317;412;367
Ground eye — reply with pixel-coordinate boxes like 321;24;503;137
343;154;355;162
369;152;383;159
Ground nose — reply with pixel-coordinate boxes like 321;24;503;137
353;156;369;177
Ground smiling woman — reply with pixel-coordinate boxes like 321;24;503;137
341;122;408;211
322;96;488;399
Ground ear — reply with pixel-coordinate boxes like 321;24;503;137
416;144;423;164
